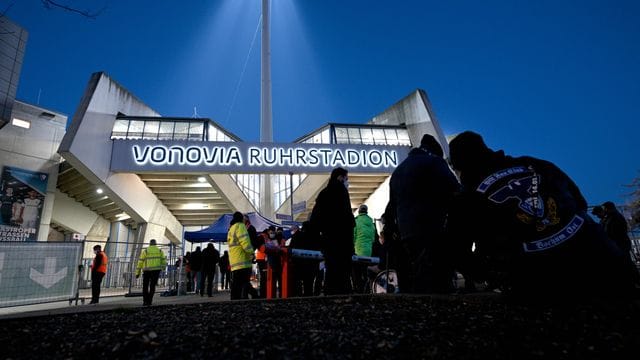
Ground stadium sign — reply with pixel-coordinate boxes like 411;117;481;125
111;140;410;174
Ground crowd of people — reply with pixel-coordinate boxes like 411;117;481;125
133;130;639;304
243;131;638;300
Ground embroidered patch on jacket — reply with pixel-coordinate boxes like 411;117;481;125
522;215;584;253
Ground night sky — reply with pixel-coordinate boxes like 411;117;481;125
7;0;640;206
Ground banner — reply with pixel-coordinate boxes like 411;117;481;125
0;166;49;242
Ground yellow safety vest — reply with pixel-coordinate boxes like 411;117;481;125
228;222;254;271
136;245;167;276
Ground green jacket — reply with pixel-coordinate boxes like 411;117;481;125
353;213;375;257
228;222;254;271
136;245;167;276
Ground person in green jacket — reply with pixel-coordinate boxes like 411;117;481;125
353;204;376;293
136;239;167;306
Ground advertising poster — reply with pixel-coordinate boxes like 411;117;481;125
0;166;48;242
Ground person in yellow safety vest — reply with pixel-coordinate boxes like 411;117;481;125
228;212;258;300
135;239;167;306
89;244;108;304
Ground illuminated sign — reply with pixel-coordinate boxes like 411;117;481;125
111;140;410;173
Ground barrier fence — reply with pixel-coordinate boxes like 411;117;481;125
0;240;181;308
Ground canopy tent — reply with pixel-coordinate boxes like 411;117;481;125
184;212;292;243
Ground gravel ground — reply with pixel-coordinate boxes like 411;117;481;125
1;294;639;359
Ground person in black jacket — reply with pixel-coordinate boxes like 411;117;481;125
602;201;632;253
310;167;355;295
388;134;460;294
449;131;636;299
289;221;322;296
218;251;230;290
201;243;220;297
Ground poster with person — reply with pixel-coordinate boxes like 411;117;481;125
0;166;48;242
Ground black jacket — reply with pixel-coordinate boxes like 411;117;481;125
458;151;591;252
202;246;220;273
309;178;355;254
603;211;632;253
389;148;459;243
190;249;203;272
456;149;634;296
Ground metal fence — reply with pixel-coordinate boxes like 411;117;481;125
77;241;179;299
0;242;83;307
0;240;181;308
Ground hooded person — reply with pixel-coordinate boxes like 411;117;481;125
309;167;355;295
448;131;636;299
388;134;460;294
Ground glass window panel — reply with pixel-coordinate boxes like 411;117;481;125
384;128;399;145
159;122;175;140
348;128;362;144
397;129;411;145
321;129;330;144
111;119;129;139
360;128;374;145
174;122;189;140
335;127;349;144
188;121;204;141
143;121;160;140
128;120;144;139
222;132;233;142
207;124;216;141
372;128;386;145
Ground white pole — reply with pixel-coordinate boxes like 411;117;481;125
260;0;274;219
261;0;273;143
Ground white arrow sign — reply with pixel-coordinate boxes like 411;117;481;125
30;257;67;289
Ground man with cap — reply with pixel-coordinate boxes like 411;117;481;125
136;239;167;306
448;131;636;299
89;244;108;304
352;204;376;293
388;134;459;293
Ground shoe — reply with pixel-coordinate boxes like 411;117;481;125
89;301;98;304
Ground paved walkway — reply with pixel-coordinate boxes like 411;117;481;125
0;290;232;320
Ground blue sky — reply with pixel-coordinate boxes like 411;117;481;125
7;0;640;206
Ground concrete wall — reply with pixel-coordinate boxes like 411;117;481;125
58;72;182;245
0;101;67;241
50;190;100;235
0;17;27;128
362;177;390;222
209;174;256;213
369;89;449;157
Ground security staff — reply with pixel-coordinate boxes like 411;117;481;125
89;244;108;304
136;239;167;306
228;212;258;300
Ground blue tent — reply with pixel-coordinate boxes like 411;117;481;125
184;212;291;243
